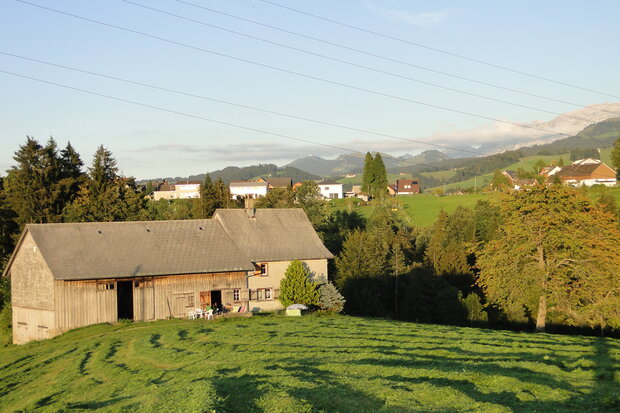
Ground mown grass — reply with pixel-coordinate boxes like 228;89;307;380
0;314;618;412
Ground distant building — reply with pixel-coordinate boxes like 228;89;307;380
152;180;201;200
229;181;269;199
266;177;293;189
317;181;344;199
556;160;616;187
502;171;538;190
391;179;420;195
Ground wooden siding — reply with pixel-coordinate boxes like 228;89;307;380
52;271;248;335
12;306;55;345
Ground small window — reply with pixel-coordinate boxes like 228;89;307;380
260;263;268;276
324;186;329;191
257;289;264;301
97;282;115;291
404;185;411;189
233;289;240;301
265;289;272;300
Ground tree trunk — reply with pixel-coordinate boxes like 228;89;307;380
535;294;547;332
535;243;547;333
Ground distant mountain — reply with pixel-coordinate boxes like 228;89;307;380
461;102;620;156
286;150;449;176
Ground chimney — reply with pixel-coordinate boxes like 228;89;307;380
245;197;256;218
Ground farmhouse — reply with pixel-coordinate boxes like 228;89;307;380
214;209;332;312
152;180;201;200
317;180;344;199
502;170;538;190
229;181;269;199
555;160;617;187
5;209;333;344
388;179;421;196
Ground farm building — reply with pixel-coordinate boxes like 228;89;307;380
4;209;333;344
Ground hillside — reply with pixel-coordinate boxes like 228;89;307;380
0;315;618;412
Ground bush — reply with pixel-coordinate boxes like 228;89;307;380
318;282;346;313
279;260;320;308
461;293;488;323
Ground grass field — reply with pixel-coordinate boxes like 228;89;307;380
337;173;413;185
0;315;618;412
331;193;493;227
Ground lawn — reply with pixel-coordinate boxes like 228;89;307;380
331;193;492;227
0;315;618;412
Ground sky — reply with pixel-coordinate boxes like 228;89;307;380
1;0;620;179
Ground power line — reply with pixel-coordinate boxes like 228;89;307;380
0;51;495;158
258;0;620;100
120;0;596;123
172;0;620;117
0;68;460;172
14;1;577;141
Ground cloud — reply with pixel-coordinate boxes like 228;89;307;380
367;3;450;26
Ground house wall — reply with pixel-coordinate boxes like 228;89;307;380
319;185;343;199
11;233;56;344
229;185;268;199
174;184;200;199
248;259;328;312
153;190;175;200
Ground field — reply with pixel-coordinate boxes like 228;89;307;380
0;315;618;412
331;193;493;227
337;173;412;185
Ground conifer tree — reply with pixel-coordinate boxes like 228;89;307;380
214;178;232;209
361;152;373;194
89;145;118;195
198;174;217;218
371;153;388;199
279;260;320;307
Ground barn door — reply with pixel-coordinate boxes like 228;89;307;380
134;279;155;321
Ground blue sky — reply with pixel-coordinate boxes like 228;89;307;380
1;0;619;179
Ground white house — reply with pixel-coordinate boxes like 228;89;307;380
153;181;201;200
317;181;344;199
229;181;269;199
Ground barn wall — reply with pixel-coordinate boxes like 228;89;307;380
11;232;56;344
54;280;117;333
150;272;247;319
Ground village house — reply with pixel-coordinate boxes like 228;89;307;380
213;209;332;312
388;179;421;196
5;209;333;344
317;180;344;199
555;159;617;187
152;180;201;200
502;170;538;190
229;181;269;199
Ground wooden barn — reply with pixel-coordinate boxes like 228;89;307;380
4;219;255;344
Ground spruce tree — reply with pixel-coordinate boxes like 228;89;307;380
361;152;373;194
318;282;346;313
198;174;217;218
371;153;388;199
89;145;118;195
279;260;320;307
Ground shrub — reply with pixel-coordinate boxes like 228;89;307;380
461;293;488;323
279;260;320;308
318;282;346;313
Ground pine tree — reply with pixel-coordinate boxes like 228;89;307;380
361;152;373;194
371;153;388;199
89;145;118;195
318;282;346;313
279;260;320;307
0;178;19;265
59;142;84;179
214;178;232;209
198;174;217;218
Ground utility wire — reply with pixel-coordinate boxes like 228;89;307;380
172;0;620;117
121;0;596;123
258;0;620;100
14;1;577;141
0;51;495;158
0;69;458;172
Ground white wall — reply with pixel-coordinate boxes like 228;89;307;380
319;184;343;199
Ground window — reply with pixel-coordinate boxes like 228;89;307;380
260;263;268;276
257;289;264;300
97;282;115;291
404;185;411;189
233;289;240;301
265;289;272;300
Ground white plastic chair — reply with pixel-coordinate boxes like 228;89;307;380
188;310;196;320
206;309;214;320
194;308;203;319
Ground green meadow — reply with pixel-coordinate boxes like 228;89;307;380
0;315;618;412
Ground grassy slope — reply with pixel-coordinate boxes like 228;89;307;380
432;153;570;192
331;193;492;227
338;173;413;185
0;315;618;412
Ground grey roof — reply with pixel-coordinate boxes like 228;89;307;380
213;209;334;262
267;177;293;188
18;220;254;280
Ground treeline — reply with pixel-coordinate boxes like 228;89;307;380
326;185;620;336
151;164;320;186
